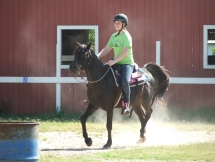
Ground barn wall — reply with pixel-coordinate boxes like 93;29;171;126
0;0;215;115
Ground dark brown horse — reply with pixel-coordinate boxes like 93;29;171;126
70;42;170;149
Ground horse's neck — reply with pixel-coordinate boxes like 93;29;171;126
86;56;109;82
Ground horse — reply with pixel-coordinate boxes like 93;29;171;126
69;42;170;149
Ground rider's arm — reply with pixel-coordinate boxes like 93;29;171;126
106;47;128;66
113;47;128;63
97;45;112;59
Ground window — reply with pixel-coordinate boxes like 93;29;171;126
203;25;215;69
57;26;99;69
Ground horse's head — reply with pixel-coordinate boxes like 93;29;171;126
69;42;92;75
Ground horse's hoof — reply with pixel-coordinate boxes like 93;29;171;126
136;137;146;143
85;137;92;147
103;143;111;149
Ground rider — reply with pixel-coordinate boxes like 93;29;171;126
83;13;135;116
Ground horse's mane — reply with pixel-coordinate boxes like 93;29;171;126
90;49;105;67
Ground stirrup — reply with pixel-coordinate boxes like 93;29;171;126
122;107;130;117
82;99;90;105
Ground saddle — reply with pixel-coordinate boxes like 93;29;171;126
111;63;150;87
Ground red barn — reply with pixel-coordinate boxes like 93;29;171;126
0;0;215;115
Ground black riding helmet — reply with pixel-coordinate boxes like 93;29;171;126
113;13;128;27
113;14;128;37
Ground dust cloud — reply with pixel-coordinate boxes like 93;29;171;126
87;105;215;147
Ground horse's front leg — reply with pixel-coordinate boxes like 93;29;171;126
103;109;113;149
80;104;98;147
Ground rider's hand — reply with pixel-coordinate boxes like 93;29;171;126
107;59;116;66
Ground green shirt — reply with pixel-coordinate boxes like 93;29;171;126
107;31;134;65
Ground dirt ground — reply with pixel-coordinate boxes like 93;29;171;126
39;121;215;157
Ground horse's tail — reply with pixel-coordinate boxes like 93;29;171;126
144;62;170;106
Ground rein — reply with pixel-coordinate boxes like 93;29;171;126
87;66;111;84
73;66;111;84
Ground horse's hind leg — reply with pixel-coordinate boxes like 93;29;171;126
80;104;98;147
133;103;152;143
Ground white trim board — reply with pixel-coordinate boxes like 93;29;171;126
0;77;87;83
156;41;161;65
170;77;215;84
1;77;215;84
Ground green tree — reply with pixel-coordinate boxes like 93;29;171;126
88;29;95;52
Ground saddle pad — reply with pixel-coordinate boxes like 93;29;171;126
129;70;150;87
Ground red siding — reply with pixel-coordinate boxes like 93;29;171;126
1;0;215;115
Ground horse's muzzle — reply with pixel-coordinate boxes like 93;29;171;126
69;61;80;75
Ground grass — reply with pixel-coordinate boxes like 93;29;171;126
92;143;215;161
0;108;215;133
165;106;215;123
39;142;215;162
0;110;82;122
1;106;215;123
1;114;215;133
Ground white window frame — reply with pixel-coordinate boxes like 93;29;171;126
203;25;215;69
57;25;99;69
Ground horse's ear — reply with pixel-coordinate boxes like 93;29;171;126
86;42;92;50
76;42;81;47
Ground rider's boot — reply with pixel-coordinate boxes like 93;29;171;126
122;100;130;117
82;99;90;105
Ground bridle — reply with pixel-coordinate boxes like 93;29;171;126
72;46;111;84
74;46;92;72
